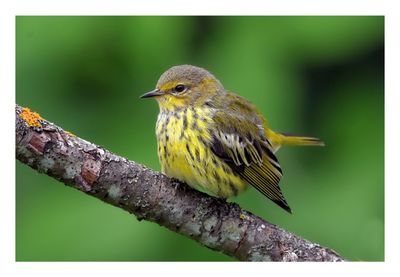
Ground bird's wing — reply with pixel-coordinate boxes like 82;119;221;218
209;93;291;213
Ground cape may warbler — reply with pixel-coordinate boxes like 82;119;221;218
141;65;324;213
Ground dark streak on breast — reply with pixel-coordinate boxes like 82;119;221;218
186;143;194;161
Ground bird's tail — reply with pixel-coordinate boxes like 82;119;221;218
266;130;325;152
278;132;325;147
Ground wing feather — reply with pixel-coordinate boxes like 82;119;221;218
209;94;292;213
210;131;291;213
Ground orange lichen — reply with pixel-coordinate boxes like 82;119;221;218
239;213;246;220
65;130;76;137
19;107;43;128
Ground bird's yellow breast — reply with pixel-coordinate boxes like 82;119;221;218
155;106;247;198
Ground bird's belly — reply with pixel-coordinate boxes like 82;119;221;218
157;112;206;189
156;109;247;198
161;137;197;186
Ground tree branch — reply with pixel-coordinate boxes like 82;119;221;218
15;104;344;262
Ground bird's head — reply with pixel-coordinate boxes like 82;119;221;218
140;65;224;111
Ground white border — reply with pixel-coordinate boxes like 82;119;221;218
2;1;398;276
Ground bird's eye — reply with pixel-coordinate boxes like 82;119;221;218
174;84;187;94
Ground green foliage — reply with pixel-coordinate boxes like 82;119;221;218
16;16;384;261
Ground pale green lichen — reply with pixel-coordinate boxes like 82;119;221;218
220;221;241;242
39;157;55;173
201;233;219;247
63;163;81;179
108;184;122;200
203;216;218;232
17;145;32;160
246;230;255;244
282;251;298;262
27;158;35;166
181;221;202;237
201;216;220;247
248;251;272;261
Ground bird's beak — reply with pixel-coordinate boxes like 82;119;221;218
140;89;163;99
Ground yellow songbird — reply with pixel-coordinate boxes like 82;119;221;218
141;65;324;213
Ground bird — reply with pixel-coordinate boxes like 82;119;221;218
140;64;324;213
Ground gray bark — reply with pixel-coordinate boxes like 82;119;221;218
15;104;344;262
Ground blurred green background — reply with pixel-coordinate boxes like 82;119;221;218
16;16;384;261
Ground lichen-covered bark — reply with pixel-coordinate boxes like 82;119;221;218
15;104;345;262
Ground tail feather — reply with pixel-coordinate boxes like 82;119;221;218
265;129;325;152
279;132;325;147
